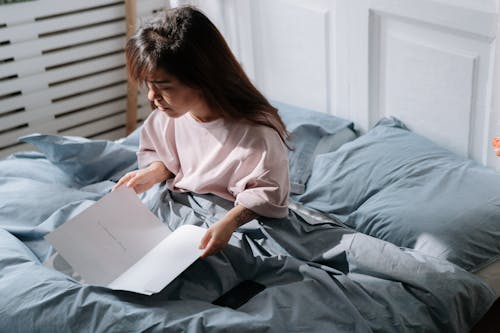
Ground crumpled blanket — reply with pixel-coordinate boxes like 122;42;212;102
0;138;495;333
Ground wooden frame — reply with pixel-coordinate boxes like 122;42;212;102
125;0;138;135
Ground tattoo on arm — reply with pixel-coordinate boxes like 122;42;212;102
234;208;259;227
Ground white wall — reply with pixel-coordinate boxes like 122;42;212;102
194;0;500;171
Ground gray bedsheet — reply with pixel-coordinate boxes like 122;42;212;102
0;145;495;332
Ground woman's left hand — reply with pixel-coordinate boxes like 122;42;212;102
199;205;258;257
198;219;237;258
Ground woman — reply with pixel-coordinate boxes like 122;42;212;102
115;6;290;258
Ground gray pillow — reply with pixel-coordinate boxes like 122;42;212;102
296;117;500;272
19;134;138;185
273;101;357;194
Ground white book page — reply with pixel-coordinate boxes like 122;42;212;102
45;187;172;286
107;225;206;295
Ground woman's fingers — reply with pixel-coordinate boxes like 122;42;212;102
199;229;228;258
199;230;217;258
128;174;155;194
126;174;139;188
113;173;134;190
200;239;217;258
115;166;165;193
199;230;211;250
133;182;151;194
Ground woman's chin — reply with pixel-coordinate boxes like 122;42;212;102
158;107;184;118
158;105;173;113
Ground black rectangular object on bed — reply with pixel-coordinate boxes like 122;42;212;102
212;280;266;309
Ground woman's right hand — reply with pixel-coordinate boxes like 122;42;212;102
113;161;171;194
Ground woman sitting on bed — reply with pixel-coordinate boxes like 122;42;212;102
114;6;290;258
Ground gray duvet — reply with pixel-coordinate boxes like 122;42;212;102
0;137;495;332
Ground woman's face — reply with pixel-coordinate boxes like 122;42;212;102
145;69;203;118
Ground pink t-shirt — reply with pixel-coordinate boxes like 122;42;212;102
137;110;290;218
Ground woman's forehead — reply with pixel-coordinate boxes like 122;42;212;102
145;68;175;83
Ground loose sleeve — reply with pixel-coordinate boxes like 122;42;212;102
136;110;179;174
136;112;162;169
232;128;290;218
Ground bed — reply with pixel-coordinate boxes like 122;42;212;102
0;101;498;332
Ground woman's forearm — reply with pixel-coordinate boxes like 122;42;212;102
221;204;259;231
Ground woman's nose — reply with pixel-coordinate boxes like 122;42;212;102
147;86;160;101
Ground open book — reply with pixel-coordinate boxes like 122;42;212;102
45;187;206;295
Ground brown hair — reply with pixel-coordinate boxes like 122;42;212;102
125;5;290;147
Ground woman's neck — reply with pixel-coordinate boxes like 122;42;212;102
189;101;221;122
189;112;220;122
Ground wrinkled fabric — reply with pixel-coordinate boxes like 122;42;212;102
0;136;495;333
297;117;500;272
273;100;357;194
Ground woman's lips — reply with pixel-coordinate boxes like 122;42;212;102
156;104;171;111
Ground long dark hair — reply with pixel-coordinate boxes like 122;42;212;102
126;5;290;147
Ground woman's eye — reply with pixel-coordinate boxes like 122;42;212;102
145;82;173;91
159;85;173;91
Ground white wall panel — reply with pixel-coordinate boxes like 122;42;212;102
226;0;499;171
250;0;335;113
339;0;499;169
372;15;483;158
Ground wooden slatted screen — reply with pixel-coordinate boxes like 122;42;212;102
0;0;166;157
